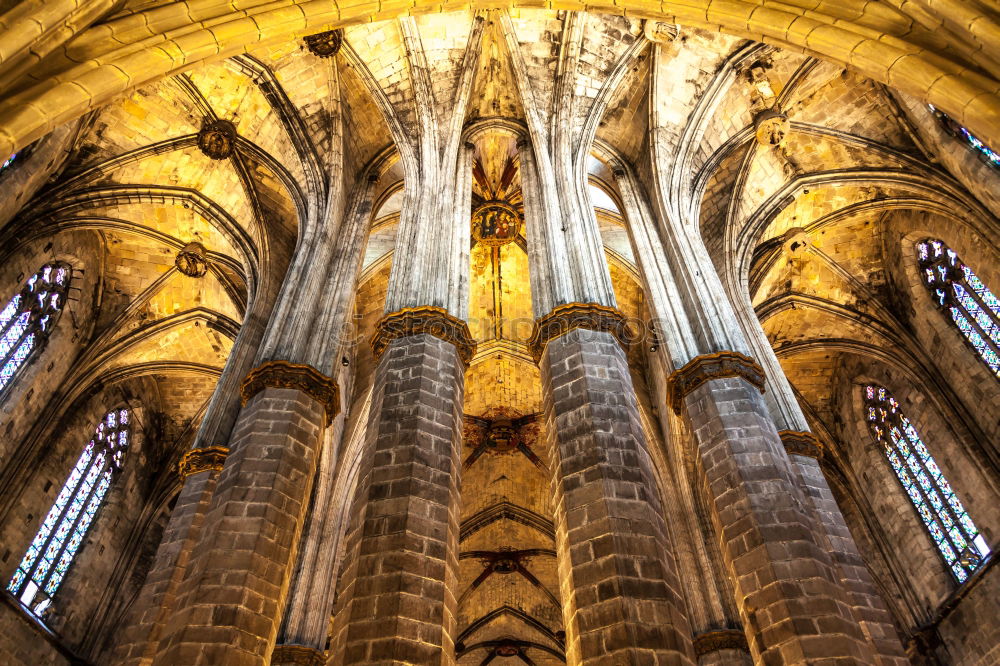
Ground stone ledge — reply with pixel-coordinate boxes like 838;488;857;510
177;446;229;480
693;629;750;656
666;350;765;414
239;360;340;426
527;302;634;363
272;644;325;666
778;430;824;459
370;306;476;368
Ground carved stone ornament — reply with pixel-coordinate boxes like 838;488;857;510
177;446;229;480
643;20;680;45
527;302;635;363
303;29;343;58
692;629;750;656
754;108;790;146
779;430;824;459
175;241;209;277
271;644;326;666
471;200;521;247
197;118;237;160
666;350;766;414
371;306;477;368
239;360;340;426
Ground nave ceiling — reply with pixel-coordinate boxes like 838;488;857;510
1;4;999;661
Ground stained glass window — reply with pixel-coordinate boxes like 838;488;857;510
865;385;990;582
929;105;1000;169
0;263;71;397
7;408;130;616
917;239;1000;378
1;153;15;171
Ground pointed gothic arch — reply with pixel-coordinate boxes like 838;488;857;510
7;407;133;617
0;262;72;398
917;238;1000;378
863;385;991;582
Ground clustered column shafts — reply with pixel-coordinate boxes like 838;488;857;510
142;151;374;664
521;130;697;660
623;131;884;659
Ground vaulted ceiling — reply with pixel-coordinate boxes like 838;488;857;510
4;5;998;660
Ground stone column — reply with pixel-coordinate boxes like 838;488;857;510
150;162;371;666
520;133;695;664
328;133;475;663
331;312;472;665
613;158;876;663
112;447;228;666
272;174;379;665
780;432;910;666
151;364;337;666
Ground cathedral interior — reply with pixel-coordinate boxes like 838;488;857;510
1;2;1000;665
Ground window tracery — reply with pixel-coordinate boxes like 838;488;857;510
7;408;131;616
917;239;1000;377
865;385;990;582
0;263;71;396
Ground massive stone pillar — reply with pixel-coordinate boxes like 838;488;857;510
612;144;877;663
145;121;372;664
780;432;910;666
331;312;472;665
271;174;379;666
328;121;476;663
520;132;695;665
112;447;228;665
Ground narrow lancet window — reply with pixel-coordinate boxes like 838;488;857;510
0;263;71;396
918;240;1000;377
865;385;990;582
7;408;131;616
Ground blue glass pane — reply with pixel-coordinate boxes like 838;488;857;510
865;383;986;582
7;409;129;604
0;293;21;330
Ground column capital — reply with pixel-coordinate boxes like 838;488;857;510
271;644;325;666
527;302;634;362
177;446;229;480
371;306;477;368
692;629;750;657
778;430;825;459
666;351;765;414
239;361;340;426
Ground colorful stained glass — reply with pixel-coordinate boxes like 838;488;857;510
6;409;131;616
917;239;1000;378
0;263;71;398
864;385;990;582
930;105;1000;168
0;153;15;171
